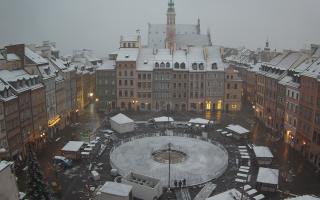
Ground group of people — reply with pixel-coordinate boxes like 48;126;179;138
173;179;186;188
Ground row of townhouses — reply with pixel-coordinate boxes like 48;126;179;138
96;0;243;113
227;43;320;168
0;42;97;160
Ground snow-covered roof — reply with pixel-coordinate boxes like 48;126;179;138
38;64;58;80
253;146;273;158
176;34;210;49
301;57;320;78
189;118;209;125
121;35;139;42
206;188;242;200
148;24;198;48
6;53;20;61
256;167;279;185
226;124;250;134
116;48;139;62
154;116;174;123
110;113;134;124
0;160;12;172
25;47;48;65
97;60;116;71
285;195;320;200
61;141;84;152
137;48;155;71
50;58;67;70
99;181;132;197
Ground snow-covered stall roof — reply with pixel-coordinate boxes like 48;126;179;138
285;195;320;200
99;181;132;197
61;141;84;152
206;188;241;200
226;124;250;134
253;146;273;158
256;167;279;185
0;160;12;172
154;116;174;123
110;113;134;124
189;118;209;125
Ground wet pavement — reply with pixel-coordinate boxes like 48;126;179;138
18;102;320;200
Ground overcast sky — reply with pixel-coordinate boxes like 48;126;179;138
0;0;319;57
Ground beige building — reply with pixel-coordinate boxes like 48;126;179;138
224;67;242;111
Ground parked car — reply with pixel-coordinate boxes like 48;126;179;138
53;156;72;169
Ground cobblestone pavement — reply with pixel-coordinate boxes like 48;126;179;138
20;102;320;200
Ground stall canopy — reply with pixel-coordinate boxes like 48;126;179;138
110;113;134;133
206;188;241;200
61;141;84;152
99;181;132;197
154;116;174;123
256;167;279;185
189;118;209;125
226;124;250;134
253;146;273;158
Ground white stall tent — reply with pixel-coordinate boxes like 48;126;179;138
95;181;132;200
253;146;273;165
285;195;320;200
256;167;279;192
61;141;84;160
206;188;242;200
154;116;174;123
226;124;250;139
189;118;209;125
110;113;134;134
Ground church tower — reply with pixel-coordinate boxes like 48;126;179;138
166;0;176;52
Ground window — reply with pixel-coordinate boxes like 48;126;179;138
174;62;179;69
192;63;197;70
166;62;170;68
143;74;146;80
125;80;128;85
212;63;217;69
234;84;237;89
160;62;165;68
155;62;159;68
118;71;122;76
125;90;128;97
130;71;133;76
199;63;204;70
119;90;122;97
147;74;151;80
119;80;122;86
227;84;230;89
180;63;186;69
124;71;127;76
130;91;133;97
130;80;133;86
138;74;141;79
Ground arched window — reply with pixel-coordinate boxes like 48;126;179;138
192;63;197;70
166;62;170;68
180;62;186;69
155;62;159;68
199;63;204;70
160;62;165;68
174;62;179;69
212;63;217;70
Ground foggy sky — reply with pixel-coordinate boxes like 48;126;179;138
0;0;319;57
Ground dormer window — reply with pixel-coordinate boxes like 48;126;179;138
125;55;129;59
143;60;148;64
155;62;159;68
199;63;204;70
192;63;197;70
212;63;217;70
180;62;186;69
174;62;179;69
160;62;165;68
166;62;170;68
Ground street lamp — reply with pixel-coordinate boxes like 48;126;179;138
168;142;172;191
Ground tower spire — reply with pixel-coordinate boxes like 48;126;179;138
166;0;176;52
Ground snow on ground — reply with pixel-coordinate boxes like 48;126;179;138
110;135;228;186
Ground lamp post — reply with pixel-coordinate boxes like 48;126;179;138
168;142;172;191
